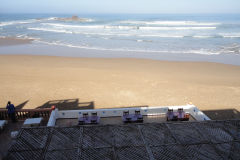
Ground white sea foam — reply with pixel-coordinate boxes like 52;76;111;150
35;17;58;21
16;34;27;38
34;40;222;55
15;34;40;40
28;24;240;40
47;17;57;20
27;26;220;38
217;33;240;38
192;36;215;38
0;19;36;27
136;39;152;42
140;26;216;30
222;35;240;38
219;43;240;54
28;27;73;34
120;20;220;26
139;34;184;38
0;16;92;27
193;35;240;38
42;23;138;30
44;17;58;21
28;26;112;35
27;26;183;37
41;23;216;31
187;50;219;55
35;17;94;22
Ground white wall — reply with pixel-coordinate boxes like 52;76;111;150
47;104;210;126
57;106;169;119
47;109;58;127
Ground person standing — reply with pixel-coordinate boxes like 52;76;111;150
6;101;16;122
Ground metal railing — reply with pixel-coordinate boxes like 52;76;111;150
0;108;52;120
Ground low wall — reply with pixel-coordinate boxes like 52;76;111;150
47;109;58;127
47;104;210;126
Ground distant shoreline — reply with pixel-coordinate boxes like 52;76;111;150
1;41;240;66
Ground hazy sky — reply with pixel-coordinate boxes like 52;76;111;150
0;0;240;14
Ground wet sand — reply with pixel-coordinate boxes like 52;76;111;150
0;54;240;114
0;37;33;46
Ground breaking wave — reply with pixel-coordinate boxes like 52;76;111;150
28;27;74;34
41;23;217;30
119;20;221;26
0;16;94;27
28;26;240;39
0;19;36;26
35;40;224;55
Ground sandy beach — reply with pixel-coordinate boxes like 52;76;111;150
0;54;240;114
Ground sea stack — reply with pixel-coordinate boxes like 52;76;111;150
72;15;79;20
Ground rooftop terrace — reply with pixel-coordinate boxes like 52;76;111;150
56;115;195;127
6;120;240;160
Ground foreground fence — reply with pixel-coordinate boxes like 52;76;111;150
0;109;52;120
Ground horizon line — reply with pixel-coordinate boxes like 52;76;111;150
0;12;240;15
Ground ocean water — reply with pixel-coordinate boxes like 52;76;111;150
0;13;240;56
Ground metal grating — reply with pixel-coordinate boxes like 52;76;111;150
9;128;50;151
113;125;144;147
229;142;240;159
151;145;186;160
6;120;240;160
82;125;113;148
47;127;81;150
214;142;233;159
116;147;149;160
196;122;234;143
213;142;240;159
166;122;207;145
7;150;43;160
223;120;240;141
81;147;114;160
184;144;222;159
44;149;80;160
140;123;176;146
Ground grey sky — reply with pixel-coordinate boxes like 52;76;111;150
0;0;240;14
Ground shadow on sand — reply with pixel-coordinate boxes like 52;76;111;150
36;98;94;110
0;100;29;110
15;100;29;109
203;108;240;120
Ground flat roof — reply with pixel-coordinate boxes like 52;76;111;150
7;120;240;159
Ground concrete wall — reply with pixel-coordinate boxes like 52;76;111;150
47;104;210;126
47;109;58;127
